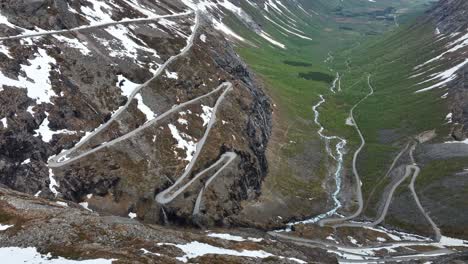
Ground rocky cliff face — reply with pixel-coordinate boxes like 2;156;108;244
0;0;272;227
424;0;468;140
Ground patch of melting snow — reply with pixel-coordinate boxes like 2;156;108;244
165;70;178;79
121;0;158;18
128;212;137;219
53;35;92;56
415;31;468;70
80;1;115;24
116;74;139;97
21;158;31;165
376;237;386;242
48;168;59;197
79;202;93;212
134;93;156;122
0;44;12;59
416;58;468;93
55;201;68;207
200;105;213;126
207;233;263;242
445;139;468;144
347;236;360;246
104;24;160;62
178;118;188;126
140;248;161;256
0;48;57;104
200;34;207;42
0;224;13;231
35;113;77;143
259;31;286;49
158;241;304;263
0;117;7;128
445;112;453;123
168;124;197;162
0;247;115;263
212;18;245;41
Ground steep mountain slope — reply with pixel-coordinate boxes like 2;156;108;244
1;0;468;263
0;0;273;227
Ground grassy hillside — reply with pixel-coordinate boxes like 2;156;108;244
220;0;437;221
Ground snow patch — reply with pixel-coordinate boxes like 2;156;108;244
158;241;304;263
200;34;207;42
128;212;137;219
259;31;286;49
0;247;114;263
48;169;59;197
134;93;156;121
0;48;57;104
0;224;13;231
212;19;245;41
165;70;178;79
35;113;77;143
207;233;263;242
0;117;7;128
168;124;197;162
54;35;91;56
200;105;213;126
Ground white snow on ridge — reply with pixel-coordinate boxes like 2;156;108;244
212;18;245;42
0;247;114;263
415;31;468;70
416;58;468;93
182;0;292;48
263;15;312;40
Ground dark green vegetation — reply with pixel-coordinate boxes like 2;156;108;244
298;72;334;83
283;60;312;67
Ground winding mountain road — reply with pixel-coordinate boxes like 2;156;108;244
319;74;374;226
0;12;193;41
47;10;201;167
192;152;237;215
271;73;450;262
155;84;233;205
